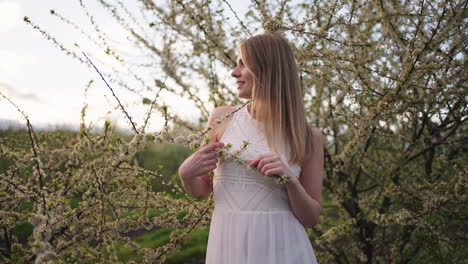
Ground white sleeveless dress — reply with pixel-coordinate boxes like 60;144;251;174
205;105;318;264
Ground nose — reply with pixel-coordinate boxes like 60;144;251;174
231;67;240;78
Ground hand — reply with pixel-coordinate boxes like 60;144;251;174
179;142;224;181
248;153;294;179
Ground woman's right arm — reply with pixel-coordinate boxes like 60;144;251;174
178;107;229;200
178;142;223;200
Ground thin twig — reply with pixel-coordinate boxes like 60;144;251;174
221;0;252;37
82;52;140;134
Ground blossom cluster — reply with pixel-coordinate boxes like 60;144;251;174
6;0;466;263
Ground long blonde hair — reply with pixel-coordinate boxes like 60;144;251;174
239;33;313;164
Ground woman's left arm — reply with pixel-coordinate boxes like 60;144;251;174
285;126;324;228
249;127;324;228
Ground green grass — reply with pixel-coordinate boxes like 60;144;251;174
11;222;34;239
115;227;209;263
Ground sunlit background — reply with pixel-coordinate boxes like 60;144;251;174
0;0;249;132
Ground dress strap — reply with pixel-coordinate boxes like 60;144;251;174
219;105;243;143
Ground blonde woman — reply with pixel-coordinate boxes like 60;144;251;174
178;33;323;264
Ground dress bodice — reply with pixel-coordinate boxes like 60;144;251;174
213;105;301;212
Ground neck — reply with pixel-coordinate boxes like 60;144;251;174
246;103;256;119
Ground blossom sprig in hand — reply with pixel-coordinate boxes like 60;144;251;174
248;154;292;184
217;142;291;184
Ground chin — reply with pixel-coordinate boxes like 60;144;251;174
237;92;252;99
237;88;252;99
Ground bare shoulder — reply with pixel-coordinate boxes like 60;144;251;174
207;105;237;125
207;105;237;142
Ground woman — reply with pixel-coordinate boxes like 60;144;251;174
178;33;323;264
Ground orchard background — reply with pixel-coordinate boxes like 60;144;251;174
1;0;466;263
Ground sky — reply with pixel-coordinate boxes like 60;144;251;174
0;0;249;132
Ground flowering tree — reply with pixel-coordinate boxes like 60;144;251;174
1;0;466;263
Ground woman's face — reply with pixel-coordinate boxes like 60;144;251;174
231;55;253;99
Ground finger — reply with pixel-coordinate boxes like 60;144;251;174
202;142;224;153
204;159;218;167
248;158;259;167
200;144;214;153
257;158;267;169
256;160;269;173
264;168;282;176
266;155;281;165
249;154;274;166
205;152;217;160
207;164;217;172
260;162;277;174
257;156;277;169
